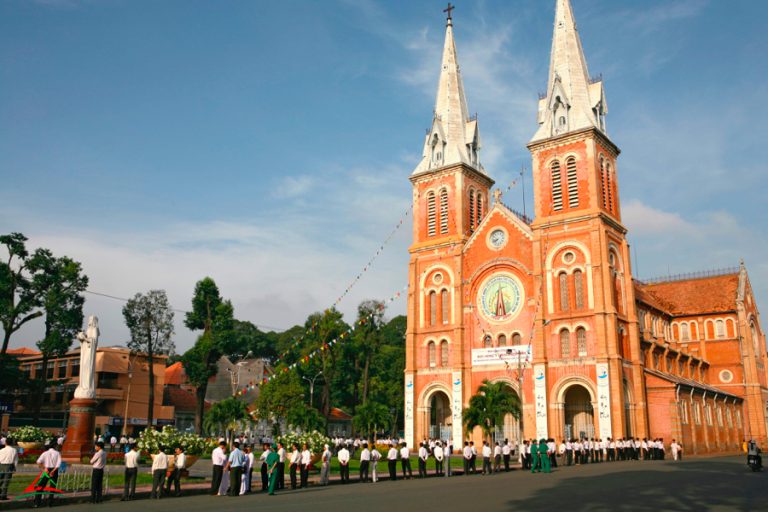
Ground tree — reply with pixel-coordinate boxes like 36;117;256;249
204;397;250;441
286;406;326;433
253;372;305;436
462;379;521;443
351;300;385;406
182;277;234;434
28;250;88;425
0;233;42;358
353;401;390;440
123;290;175;429
367;315;406;435
231;320;277;361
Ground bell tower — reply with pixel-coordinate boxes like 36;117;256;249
404;10;494;447
527;0;647;440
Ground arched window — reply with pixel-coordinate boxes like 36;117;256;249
476;192;483;225
551;160;563;211
428;341;436;367
512;333;522;345
427;191;436;237
560;329;570;358
653;352;660;370
498;334;507;347
691;322;699;340
559;272;570;311
441;289;449;325
468;189;475;231
599;155;608;209
483;335;492;348
439;188;449;234
566;156;578;208
606;162;614;213
440;340;449;367
576;328;587;357
715;319;725;338
573;269;584;310
752;322;760;353
429;291;437;326
681;323;690;341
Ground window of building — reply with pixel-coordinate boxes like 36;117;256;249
46;362;55;380
726;408;733;427
606;162;614;213
551;161;563;211
498;334;507;347
573;269;584;310
441;289;449;325
429;291;437;326
483;335;492;349
427;191;436;237
705;404;713;426
681;323;690;341
716;406;723;427
653;352;660;370
576;328;587;357
559;272;569;311
428;341;436;367
751;322;760;353
97;372;119;389
55;391;65;404
715;319;725;338
512;333;522;345
469;190;475;231
71;361;80;378
566;156;578;208
476;193;483;225
560;329;570;358
599;156;608;209
440;340;449;367
57;360;68;379
736;409;742;428
678;360;684;376
680;402;689;425
693;402;702;425
439;188;449;235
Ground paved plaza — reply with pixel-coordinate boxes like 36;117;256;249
38;455;766;512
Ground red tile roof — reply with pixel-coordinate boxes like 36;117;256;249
640;274;739;316
164;362;186;386
163;386;208;413
328;407;352;421
7;347;41;356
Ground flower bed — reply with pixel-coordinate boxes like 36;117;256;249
11;426;50;444
277;430;331;453
137;426;216;459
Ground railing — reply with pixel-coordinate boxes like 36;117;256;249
508;207;532;225
639;267;739;285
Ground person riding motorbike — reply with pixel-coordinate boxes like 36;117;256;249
747;439;762;471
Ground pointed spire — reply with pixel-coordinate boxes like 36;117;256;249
531;0;607;143
413;12;483;175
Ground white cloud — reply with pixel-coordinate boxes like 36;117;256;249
272;174;315;199
622;199;693;235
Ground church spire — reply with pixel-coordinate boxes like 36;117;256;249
413;10;483;176
531;0;607;143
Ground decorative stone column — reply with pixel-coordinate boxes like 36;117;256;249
62;398;97;463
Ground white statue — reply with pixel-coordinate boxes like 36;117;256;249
74;316;99;400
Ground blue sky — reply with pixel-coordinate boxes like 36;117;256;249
2;0;766;352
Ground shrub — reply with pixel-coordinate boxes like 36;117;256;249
12;426;50;443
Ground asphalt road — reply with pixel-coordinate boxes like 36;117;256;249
46;455;766;512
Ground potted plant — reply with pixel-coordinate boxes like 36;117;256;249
277;430;331;466
12;426;50;450
137;426;214;468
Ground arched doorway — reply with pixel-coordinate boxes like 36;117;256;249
564;385;594;440
429;391;451;440
492;384;523;445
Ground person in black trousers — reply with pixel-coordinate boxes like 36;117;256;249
277;442;286;490
289;444;300;489
260;444;270;492
121;444;139;501
89;442;106;503
210;441;226;495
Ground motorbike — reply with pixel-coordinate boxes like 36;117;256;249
747;454;762;472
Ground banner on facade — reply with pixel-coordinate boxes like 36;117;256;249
471;345;532;366
451;371;463;445
534;364;548;439
596;363;612;439
404;373;414;446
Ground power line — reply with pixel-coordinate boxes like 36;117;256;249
83;289;288;332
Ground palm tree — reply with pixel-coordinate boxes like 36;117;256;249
204;397;251;444
462;380;521;443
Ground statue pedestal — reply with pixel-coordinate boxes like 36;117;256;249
62;398;96;463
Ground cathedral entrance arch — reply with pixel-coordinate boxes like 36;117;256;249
427;390;451;440
489;378;523;444
564;385;595;440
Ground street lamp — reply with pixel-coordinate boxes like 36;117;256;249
227;351;254;395
302;371;323;408
122;353;140;437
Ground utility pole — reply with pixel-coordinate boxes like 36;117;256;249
303;371;324;408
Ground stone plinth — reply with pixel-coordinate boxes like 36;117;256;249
62;398;96;463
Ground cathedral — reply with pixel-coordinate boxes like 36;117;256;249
404;0;767;455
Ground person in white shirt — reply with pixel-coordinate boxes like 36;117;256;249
502;439;511;472
35;443;61;508
259;443;271;492
150;446;168;499
320;444;332;485
239;446;250;495
359;443;372;482
244;445;255;493
433;442;444;476
121;443;139;501
470;441;478;473
462;441;472;475
0;438;18;501
417;443;428;478
300;443;311;488
210;441;227;495
481;441;492;475
89;441;107;503
386;445;398;481
399;443;412;479
277;442;287;490
493;442;502;473
289;443;301;489
110;436;117;453
371;445;382;482
165;446;186;497
445;442;453;477
337;444;350;484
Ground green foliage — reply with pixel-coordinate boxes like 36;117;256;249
286;406;326;433
122;289;175;428
137;426;215;455
0;233;40;357
204;397;251;436
231;319;278;361
462;379;521;441
11;425;49;443
254;371;305;434
353;401;390;439
277;430;330;453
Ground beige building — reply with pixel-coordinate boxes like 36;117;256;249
11;346;174;436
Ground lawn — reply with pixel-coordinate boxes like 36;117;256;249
5;471;206;497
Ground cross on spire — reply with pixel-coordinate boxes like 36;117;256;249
443;3;454;22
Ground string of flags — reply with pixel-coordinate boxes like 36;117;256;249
232;284;408;396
